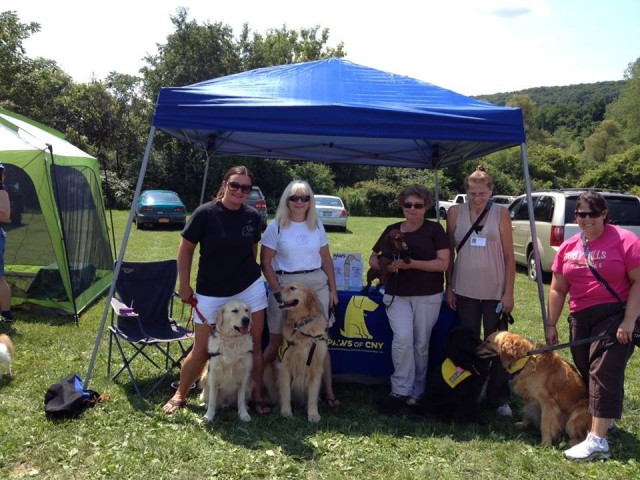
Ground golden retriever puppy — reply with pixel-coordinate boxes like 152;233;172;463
199;300;253;422
477;331;591;446
269;282;328;423
0;334;14;378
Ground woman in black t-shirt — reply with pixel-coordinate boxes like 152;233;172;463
162;166;270;415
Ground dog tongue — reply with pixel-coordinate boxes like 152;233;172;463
239;327;250;335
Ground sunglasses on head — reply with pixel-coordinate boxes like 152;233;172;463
575;211;603;219
402;202;425;209
227;181;252;194
288;195;311;203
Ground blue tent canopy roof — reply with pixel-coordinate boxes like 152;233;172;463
152;58;526;168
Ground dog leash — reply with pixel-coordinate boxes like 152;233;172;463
182;294;215;333
525;333;612;357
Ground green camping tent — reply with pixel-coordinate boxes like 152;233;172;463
0;108;113;318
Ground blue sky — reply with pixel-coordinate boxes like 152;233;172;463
6;0;640;96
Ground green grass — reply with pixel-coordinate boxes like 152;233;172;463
1;212;640;479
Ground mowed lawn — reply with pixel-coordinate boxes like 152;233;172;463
1;212;639;479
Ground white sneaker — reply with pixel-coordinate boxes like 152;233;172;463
564;433;611;461
495;404;513;417
405;397;419;406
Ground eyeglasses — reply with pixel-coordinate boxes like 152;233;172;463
227;181;252;194
288;195;311;203
575;211;603;219
402;202;425;209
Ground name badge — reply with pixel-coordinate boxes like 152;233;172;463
470;236;487;247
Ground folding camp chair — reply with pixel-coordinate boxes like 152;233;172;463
107;259;193;398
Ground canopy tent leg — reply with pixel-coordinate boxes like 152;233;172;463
520;143;548;328
199;150;212;206
434;168;442;221
83;126;157;390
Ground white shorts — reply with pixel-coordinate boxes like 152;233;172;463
194;278;267;325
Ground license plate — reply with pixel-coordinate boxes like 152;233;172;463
322;211;332;217
159;218;170;223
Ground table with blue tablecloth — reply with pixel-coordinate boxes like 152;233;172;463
328;288;459;379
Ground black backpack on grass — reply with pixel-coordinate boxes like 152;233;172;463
44;374;101;420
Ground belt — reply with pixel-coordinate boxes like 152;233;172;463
275;269;319;275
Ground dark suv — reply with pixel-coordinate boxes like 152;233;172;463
509;189;640;280
246;186;268;228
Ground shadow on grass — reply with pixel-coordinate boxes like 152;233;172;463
107;369;640;464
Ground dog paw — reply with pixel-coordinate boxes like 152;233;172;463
239;411;251;422
308;412;321;423
280;408;293;418
202;412;215;423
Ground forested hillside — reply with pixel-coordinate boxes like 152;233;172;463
478;80;625;107
2;8;639;217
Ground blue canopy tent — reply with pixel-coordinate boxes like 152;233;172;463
86;58;544;388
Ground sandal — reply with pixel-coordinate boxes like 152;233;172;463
248;400;272;415
162;397;186;414
324;396;341;408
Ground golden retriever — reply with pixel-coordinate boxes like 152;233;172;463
477;331;591;446
199;300;253;422
266;282;328;423
0;334;14;378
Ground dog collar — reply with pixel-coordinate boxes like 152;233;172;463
442;357;472;388
507;356;530;374
293;317;316;330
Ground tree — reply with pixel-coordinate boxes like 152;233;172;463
0;11;73;118
606;57;640;145
141;7;242;103
0;10;40;101
582;119;624;166
507;94;545;143
581;145;640;194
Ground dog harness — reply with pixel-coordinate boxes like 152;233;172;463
441;358;473;388
277;318;327;366
507;356;531;374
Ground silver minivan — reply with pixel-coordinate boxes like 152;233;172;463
509;189;640;281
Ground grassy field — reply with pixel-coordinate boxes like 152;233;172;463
1;212;639;479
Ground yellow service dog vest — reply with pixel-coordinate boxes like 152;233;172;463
442;357;472;388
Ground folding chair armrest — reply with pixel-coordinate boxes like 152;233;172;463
111;297;138;317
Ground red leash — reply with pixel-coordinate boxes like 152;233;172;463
181;295;211;331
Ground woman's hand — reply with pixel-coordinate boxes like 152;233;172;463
330;290;339;307
544;325;558;346
500;294;515;314
616;317;636;344
445;287;456;310
178;284;194;303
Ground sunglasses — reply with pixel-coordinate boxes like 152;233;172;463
288;195;311;203
575;211;603;219
402;202;425;209
227;181;252;194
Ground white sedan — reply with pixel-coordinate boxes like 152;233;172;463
314;195;348;232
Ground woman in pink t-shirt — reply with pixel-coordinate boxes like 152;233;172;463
547;191;640;461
